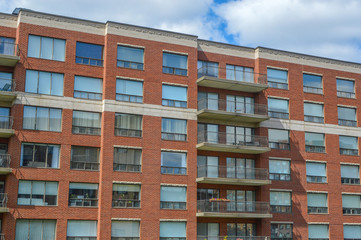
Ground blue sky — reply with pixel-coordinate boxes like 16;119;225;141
1;0;361;63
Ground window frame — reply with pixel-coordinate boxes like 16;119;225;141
25;69;64;96
267;67;289;90
27;34;66;61
23;106;62;132
161;118;187;141
17;180;58;206
72;110;101;136
113;147;142;173
161;151;187;175
303;73;323;94
162;52;188;76
116;78;143;103
20;143;60;169
114;113;142;137
75;41;104;67
117;45;144;70
70;146;100;171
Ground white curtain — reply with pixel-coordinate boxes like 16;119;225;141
161;152;186;168
162;118;186;134
113;184;140;192
74;76;103;94
70;183;98;190
161;186;186;202
308;225;328;239
111;221;140;237
269;160;290;174
270;192;291;206
160;222;186;238
344;226;361;239
306;162;326;176
36;107;49;131
114;148;141;164
342;195;361;208
338;106;356;120
67;220;97;237
115;114;142;130
73;111;101;128
23;106;36;129
38;71;51;94
304;103;323;117
307;193;327;207
341;165;359;178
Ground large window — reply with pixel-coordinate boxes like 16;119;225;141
270;191;292;213
226;126;255;145
226;95;255;114
112;184;140;208
339;136;358;156
0;71;14;92
15;219;56;240
305;132;325;153
25;70;63;96
227;223;256;238
225;158;257;180
111;220;140;239
160;186;187;210
28;35;65;61
271;223;293;240
337;78;355;98
338;106;357;127
268;129;290;150
306;162;327;183
72;111;101;135
198;92;219;111
307;192;328;214
75;42;103;66
267;68;288;89
163;52;187;76
226;64;254;83
67;220;97;240
68;183;98;207
117;45;144;70
162;118;187;141
0;37;16;56
23;106;62;132
198;61;218;78
71;146;100;171
161;151;186;175
197;156;219;178
18;180;58;206
303;73;323;94
304;102;324;123
114;113;142;137
198;123;219;144
162;84;187;108
308;224;329;240
269;159;290;181
116;79;143;103
268;98;289;119
344;225;361;240
197;223;219;239
160;222;186;240
341;164;360;185
227;190;255;212
114;147;142;172
74;76;102;100
21;143;60;168
342;194;361;215
0;107;10;129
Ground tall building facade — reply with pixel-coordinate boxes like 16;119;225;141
0;8;360;240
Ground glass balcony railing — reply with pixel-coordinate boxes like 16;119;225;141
197;165;269;181
197;200;270;215
0;42;18;57
0;77;15;92
198;131;268;148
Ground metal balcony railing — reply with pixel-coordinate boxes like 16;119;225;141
116;93;143;103
197;66;267;85
304;85;323;94
117;59;144;70
308;206;328;214
197;236;270;240
0;78;15;92
161;166;187;175
304;115;324;123
68;198;98;207
75;56;103;66
338;119;357;127
0;154;10;168
271;205;292;213
163;66;187;76
115;128;142;137
70;161;99;171
337;90;355;98
111;238;140;240
72;126;101;135
162;132;187;141
343;207;361;214
341;177;360;185
0;116;13;129
340;148;358;156
269;142;290;150
198;131;268;148
0;234;4;240
162;98;187;108
67;237;96;240
74;90;102;100
198;98;268;116
197;200;270;215
112;199;140;208
113;163;141;172
307;175;327;183
269;173;291;181
197;165;269;181
0;193;8;208
267;78;288;90
268;111;289;119
0;42;19;56
305;145;325;153
160;201;186;210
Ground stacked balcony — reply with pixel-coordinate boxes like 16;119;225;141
0;193;8;213
0;41;19;67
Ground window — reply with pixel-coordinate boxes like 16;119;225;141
226;126;255;146
342;195;361;215
21;143;60;168
75;42;103;66
25;70;63;96
307;193;328;213
268;129;290;150
160;186;187;210
271;223;293;240
23;106;62;132
303;73;322;94
226;158;256;180
227;223;256;238
71;146;100;171
161;151;186;175
112;184;140;208
160;222;186;240
0;37;16;56
28;35;65;61
306;162;327;183
270;191;292;213
197;156;219;178
114;113;142;137
111;220;140;239
198;92;219;111
67;220;97;240
68;183;98;207
268;98;289;119
269;159;291;181
72;111;101;135
226;64;254;82
198;123;218;144
162;118;187;141
117;45;144;70
197;223;219;239
163;52;187;76
116;79;143;103
308;224;329;240
344;225;361;239
197;188;220;200
304;102;324;123
74;76;102;100
198;60;218;78
15;219;56;240
340;136;358;155
341;164;360;184
337;78;355;98
0;71;14;92
227;190;255;212
162;84;187;108
226;95;255;114
305;132;325;153
0;107;10;129
114;147;141;172
267;68;288;89
338;106;357;127
18;180;58;206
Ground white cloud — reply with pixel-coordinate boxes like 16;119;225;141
214;0;361;62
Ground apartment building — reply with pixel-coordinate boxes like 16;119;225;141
0;8;360;240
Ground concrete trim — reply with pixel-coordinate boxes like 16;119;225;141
337;104;356;109
198;39;255;59
163;49;189;56
160;183;187;187
0;13;18;28
344;223;361;225
113;145;142;149
307;190;328;194
342;192;361;195
271;221;293;224
269;157;291;161
117;42;145;49
116;76;144;81
270;189;292;192
336;76;355;81
111;218;141;221
304;100;324;105
161;149;188;153
306;159;327;163
267;66;289;71
302;71;323;76
268;96;289;100
308;222;329;225
113;181;141;184
159;219;187;222
340;162;360;166
162;82;188;87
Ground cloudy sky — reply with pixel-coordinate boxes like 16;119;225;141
1;0;361;63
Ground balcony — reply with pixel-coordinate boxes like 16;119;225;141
0;42;19;67
342;177;360;185
338;119;357;127
197;236;270;240
308;206;328;214
197;66;268;93
0;78;16;106
0;154;11;174
0;193;8;212
271;205;292;213
197;165;271;186
197;131;270;154
69;198;98;207
305;145;325;153
112;199;140;208
197;98;269;124
307;175;327;183
0;116;14;138
70;161;99;171
343;207;361;215
340;148;358;156
197;200;272;218
160;201;186;210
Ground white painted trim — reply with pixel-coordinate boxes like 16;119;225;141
342;192;361;195
113;181;141;184
270;189;292;192
304;100;324;105
163;49;188;56
308;222;329;225
161;149;188;153
117;43;145;49
161;183;187;187
160;219;187;222
269;157;291;161
162;82;188;87
116;76;144;81
336;76;355;81
307;190;328;194
267;66;289;71
112;218;141;221
344;223;361;226
340;162;360;166
268;96;289;101
303;71;323;76
306;160;327;163
337;104;357;109
113;145;142;149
